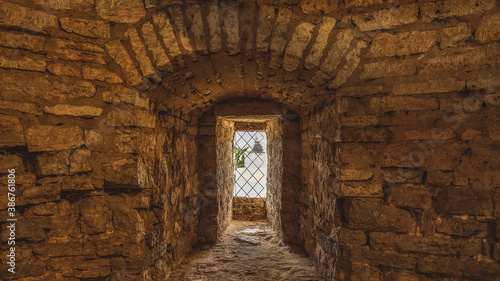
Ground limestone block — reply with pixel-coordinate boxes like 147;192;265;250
366;30;437;58
386;184;432;210
320;29;356;75
222;4;240;54
436;187;493;216
70;149;92;174
37;151;70;176
403;128;457;141
47;63;81;77
341;128;388;143
82;66;123;84
429;141;468;171
360;59;416;80
21;177;61;205
370;96;438;112
61;174;94;191
476;13;500;43
0;56;46;72
340;169;373;181
101;86;149;108
340;116;378;127
105;40;143;86
351;4;418;31
0;115;25;148
106;108;156;128
152;13;182;57
185;5;207;53
344;199;416;232
0;154;23;172
337;182;383;197
269;7;292;56
420;0;495;21
419;46;490;74
345;0;391;8
440;22;471;49
102;155;139;187
256;5;276;52
349;248;417;269
283;22;315;72
59;18;111;38
33;242;82;257
124;28;159;82
328;40;366;89
305;17;336;69
337;85;384;97
0;1;57;34
168;6;194;53
46;38;105;64
33;0;94;11
206;4;222;53
44;104;103;118
392;78;465;95
96;0;146;24
26;125;84;152
141;22;172;71
436;216;489;237
485;94;500;106
0;30;46;53
300;0;337;14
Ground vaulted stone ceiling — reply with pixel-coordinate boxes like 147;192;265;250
2;0;497;116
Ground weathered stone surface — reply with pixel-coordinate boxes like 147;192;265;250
152;13;183;57
33;0;94;11
418;256;500;277
0;115;25;148
106;108;156;128
96;0;146;24
392;78;465;95
337;182;383;197
360;59;416;80
46;38;105;64
102;155;139;187
419;46;491;74
340;169;373;181
141;22;172;71
33;242;82;257
256;5;276;52
269;7;292;56
320;29;356;75
37;150;70;176
61;174;94;191
125;27;160;82
44;104;103;117
26;125;84;152
485;94;500;106
351;4;418;31
475;13;500;43
344;199;416;232
300;0;337;14
206;4;222;53
222;4;240;54
0;30;46;53
101;86;149;108
367;31;436;58
382;142;426;168
436;187;493;216
105;40;143;86
371;232;481;256
460;129;482;141
59;18;110;38
235;234;260;245
440;22;471;49
340;116;378;127
370;96;438;113
403;128;457;141
283;22;315;72
82;66;123;83
46;63;81;77
0;154;23;172
168;5;194;53
337;85;384;97
436;216;488;237
70;149;92;174
185;5;207;53
0;1;58;34
328;40;366;89
421;0;495;21
304;17;336;69
350;248;417;269
345;0;392;8
21;177;61;205
386;184;432;210
0;55;46;72
341;128;389;142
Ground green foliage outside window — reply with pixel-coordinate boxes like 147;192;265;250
234;147;249;168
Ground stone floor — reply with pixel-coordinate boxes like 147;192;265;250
167;220;325;281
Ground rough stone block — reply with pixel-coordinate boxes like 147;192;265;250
61;174;94;191
106;108;156;128
340;116;378;127
44;104;103;118
340;169;373;181
206;4;223;53
370;96;438;112
256;5;276;52
420;0;495;21
485;94;500;106
82;66;123;83
305;17;336;69
351;4;418;31
0;100;40;116
0;115;25;148
341;128;389;142
360;59;416;80
349;248;417;269
344;199;416;232
152;13;183;57
300;0;337;14
0;154;23;173
283;22;315;72
222;4;240;54
476;14;500;43
0;30;46;53
337;182;383;197
70;149;92;174
0;1;57;34
96;0;145;24
367;30;437;58
382;142;425;168
102;155;139;187
436;187;493;216
47;63;81;77
37;151;70;176
168;5;194;53
346;0;392;8
185;5;207;53
419;46;490;74
403;128;457;141
436;216;488;237
0;55;46;72
101;86;150;108
33;242;82;257
105;40;144;86
440;22;471;49
392;78;465;95
21;177;61;205
125;27;160;82
46;38;105;64
26;125;84;152
59;17;110;38
142;22;172;71
386;184;432;210
33;0;94;11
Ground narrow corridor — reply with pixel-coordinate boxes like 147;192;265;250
167;221;324;281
